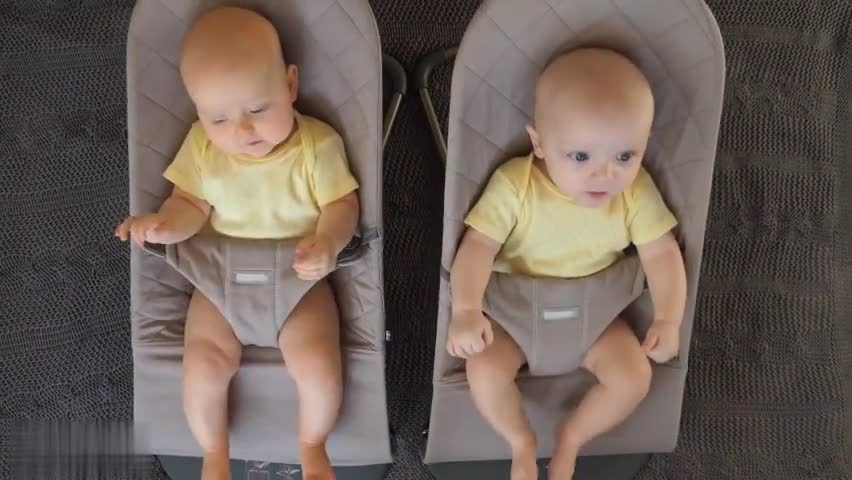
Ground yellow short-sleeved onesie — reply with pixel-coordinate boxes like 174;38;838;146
464;154;677;278
163;112;359;240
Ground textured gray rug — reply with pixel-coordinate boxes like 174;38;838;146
0;1;850;479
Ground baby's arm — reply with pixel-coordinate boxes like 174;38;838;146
636;230;687;363
292;192;359;281
115;187;210;247
448;161;519;358
451;229;501;313
447;228;502;358
156;187;211;240
316;191;360;255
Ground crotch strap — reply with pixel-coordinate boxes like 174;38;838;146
483;255;646;377
165;235;317;348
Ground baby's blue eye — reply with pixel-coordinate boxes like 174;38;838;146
572;152;590;162
617;152;634;162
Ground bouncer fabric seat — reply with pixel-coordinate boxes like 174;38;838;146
128;0;391;466
425;0;725;464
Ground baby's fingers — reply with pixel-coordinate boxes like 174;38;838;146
648;338;676;364
296;271;322;281
292;257;307;272
292;262;312;275
643;330;660;356
293;250;318;268
115;219;131;241
145;223;168;244
293;259;320;276
449;341;466;359
129;222;149;248
482;322;494;346
661;335;680;361
452;342;469;359
295;260;325;280
650;348;673;364
470;337;485;355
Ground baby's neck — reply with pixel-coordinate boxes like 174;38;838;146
531;155;551;181
278;114;300;146
257;113;299;157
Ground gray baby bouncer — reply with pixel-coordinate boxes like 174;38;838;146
418;0;725;478
127;1;405;478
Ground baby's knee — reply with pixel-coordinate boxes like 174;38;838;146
629;357;653;397
466;354;518;386
288;349;342;392
184;341;240;383
603;355;652;399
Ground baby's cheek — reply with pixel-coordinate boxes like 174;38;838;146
266;112;295;142
207;132;237;154
550;164;583;185
559;175;589;196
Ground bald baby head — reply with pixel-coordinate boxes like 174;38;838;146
533;48;653;130
181;7;286;88
180;7;300;158
526;48;655;206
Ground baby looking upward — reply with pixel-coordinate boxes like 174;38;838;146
448;48;687;480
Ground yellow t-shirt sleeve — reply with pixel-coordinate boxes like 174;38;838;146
310;130;360;206
162;124;206;200
626;168;678;245
464;169;520;245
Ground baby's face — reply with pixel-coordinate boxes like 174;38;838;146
189;64;299;158
528;49;655;207
530;106;651;207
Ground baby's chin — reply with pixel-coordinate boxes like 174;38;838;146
580;192;613;206
209;141;267;158
562;188;618;207
240;140;276;157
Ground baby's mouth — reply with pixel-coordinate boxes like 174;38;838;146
585;191;609;200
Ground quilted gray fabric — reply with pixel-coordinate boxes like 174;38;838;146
1;0;851;479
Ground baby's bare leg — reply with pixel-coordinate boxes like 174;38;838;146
549;318;652;480
466;321;537;480
278;279;342;480
182;290;242;480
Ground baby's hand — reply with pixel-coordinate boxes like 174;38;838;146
447;309;494;359
292;234;336;280
115;214;179;248
642;319;680;364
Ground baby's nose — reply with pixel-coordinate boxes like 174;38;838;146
235;116;255;134
594;162;616;180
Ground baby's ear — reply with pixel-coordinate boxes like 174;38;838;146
286;64;299;102
526;125;544;158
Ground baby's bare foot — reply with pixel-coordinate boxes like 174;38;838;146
548;423;580;480
300;442;335;480
510;441;538;480
201;451;231;480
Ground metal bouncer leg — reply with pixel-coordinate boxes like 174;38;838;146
382;53;407;153
412;47;651;480
157;54;408;480
413;47;457;165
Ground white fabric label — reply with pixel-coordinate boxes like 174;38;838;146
233;271;271;285
542;307;580;322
